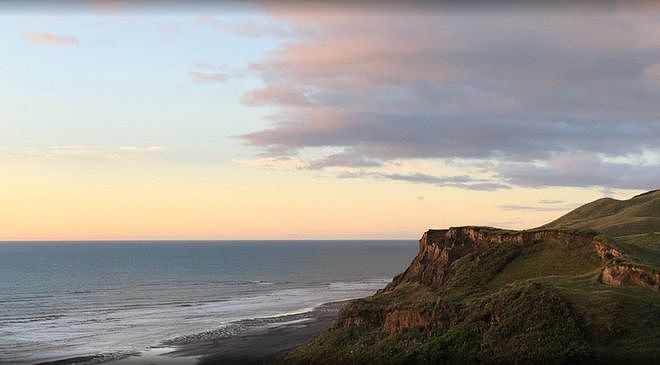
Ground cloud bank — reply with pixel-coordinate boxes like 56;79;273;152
238;9;660;191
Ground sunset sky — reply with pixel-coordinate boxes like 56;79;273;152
1;2;659;240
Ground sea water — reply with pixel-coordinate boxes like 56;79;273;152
0;241;416;364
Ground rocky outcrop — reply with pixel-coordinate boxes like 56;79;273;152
336;305;434;334
595;241;624;261
600;264;660;291
386;227;604;290
335;302;383;328
594;239;659;291
383;226;660;294
336;226;657;336
279;192;660;365
382;309;431;334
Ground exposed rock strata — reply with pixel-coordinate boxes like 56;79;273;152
601;264;660;291
386;227;605;290
336;227;657;335
382;309;431;334
594;241;624;261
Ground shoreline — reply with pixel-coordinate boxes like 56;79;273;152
35;300;348;365
3;242;412;365
174;300;347;365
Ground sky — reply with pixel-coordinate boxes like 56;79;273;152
1;1;659;240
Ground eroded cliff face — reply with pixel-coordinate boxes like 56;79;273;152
594;241;624;261
386;227;604;290
335;305;383;328
601;264;660;291
382;309;431;334
336;303;439;335
280;192;660;365
336;227;659;335
592;243;659;291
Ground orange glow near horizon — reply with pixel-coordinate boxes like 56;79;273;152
2;8;657;240
0;160;638;241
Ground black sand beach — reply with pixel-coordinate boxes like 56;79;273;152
5;242;411;365
173;301;346;365
35;301;346;365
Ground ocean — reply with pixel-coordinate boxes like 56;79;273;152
0;240;416;364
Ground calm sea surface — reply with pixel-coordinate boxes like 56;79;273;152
0;241;416;364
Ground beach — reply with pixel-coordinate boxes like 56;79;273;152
1;242;414;365
181;301;344;365
101;301;346;365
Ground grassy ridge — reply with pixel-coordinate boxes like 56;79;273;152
542;190;660;239
543;190;660;269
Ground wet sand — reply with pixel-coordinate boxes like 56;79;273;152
174;301;345;365
35;301;346;365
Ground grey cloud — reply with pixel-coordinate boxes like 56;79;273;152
242;112;660;161
338;171;511;191
497;204;578;212
539;200;564;204
501;155;660;190
240;12;660;190
305;152;382;169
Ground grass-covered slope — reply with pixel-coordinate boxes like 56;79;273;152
542;189;660;238
542;190;660;268
277;191;660;365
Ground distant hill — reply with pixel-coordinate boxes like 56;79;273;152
541;189;660;238
542;190;660;268
277;190;660;365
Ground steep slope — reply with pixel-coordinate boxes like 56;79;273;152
277;191;660;365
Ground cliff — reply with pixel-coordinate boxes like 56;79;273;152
601;263;659;291
384;227;656;293
387;227;609;289
277;191;660;365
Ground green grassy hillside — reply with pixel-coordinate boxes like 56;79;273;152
277;190;660;365
542;189;660;238
542;190;660;268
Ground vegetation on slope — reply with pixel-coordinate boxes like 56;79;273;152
543;190;660;269
542;189;660;238
277;191;660;365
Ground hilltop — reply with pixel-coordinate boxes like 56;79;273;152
277;191;660;365
542;189;660;237
541;189;660;269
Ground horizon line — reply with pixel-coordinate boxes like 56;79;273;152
0;238;419;243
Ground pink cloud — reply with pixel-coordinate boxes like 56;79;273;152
242;86;311;106
25;32;78;46
193;13;301;38
238;7;660;190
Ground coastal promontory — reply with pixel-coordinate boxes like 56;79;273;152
278;190;660;364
